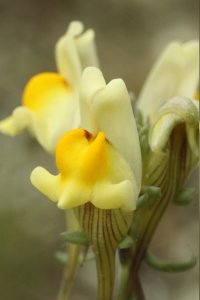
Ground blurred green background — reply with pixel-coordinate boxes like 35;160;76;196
0;0;199;299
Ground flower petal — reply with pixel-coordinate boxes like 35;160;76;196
1;73;80;153
137;41;199;121
0;107;31;136
80;67;142;194
30;167;59;202
75;28;99;70
92;180;136;210
31;128;137;210
79;67;106;133
149;96;199;152
57;181;90;209
55;21;99;90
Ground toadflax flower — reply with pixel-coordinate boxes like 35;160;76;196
0;21;99;154
137;40;199;122
31;67;142;300
121;41;199;300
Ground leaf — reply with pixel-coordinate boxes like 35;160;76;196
119;236;134;249
173;187;197;205
145;251;198;272
60;230;90;245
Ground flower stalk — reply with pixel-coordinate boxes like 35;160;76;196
57;210;81;300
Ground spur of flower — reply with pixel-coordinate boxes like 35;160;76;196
121;40;199;299
0;21;99;154
31;67;142;300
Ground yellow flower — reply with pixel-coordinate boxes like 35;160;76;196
31;128;136;210
0;21;99;154
30;67;142;300
149;96;199;156
31;67;142;211
137;41;199;122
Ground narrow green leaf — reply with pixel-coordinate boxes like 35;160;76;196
54;250;95;265
136;193;148;210
145;251;198;272
141;186;161;199
119;235;134;249
79;251;95;264
60;230;90;245
173;187;197;206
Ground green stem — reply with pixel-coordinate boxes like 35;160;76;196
57;210;81;300
133;276;146;300
56;244;80;300
119;266;145;300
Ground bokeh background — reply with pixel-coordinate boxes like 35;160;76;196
0;0;199;299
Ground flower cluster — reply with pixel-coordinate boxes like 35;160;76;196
1;21;199;300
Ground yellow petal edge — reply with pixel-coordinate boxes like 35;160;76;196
31;128;137;210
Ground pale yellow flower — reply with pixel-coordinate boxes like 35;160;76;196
149;96;199;155
0;21;99;154
31;67;142;211
137;41;199;122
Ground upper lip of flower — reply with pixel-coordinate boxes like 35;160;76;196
79;67;142;194
55;21;99;90
136;40;199;122
148;96;199;153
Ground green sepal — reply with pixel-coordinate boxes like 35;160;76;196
118;235;134;249
135;108;143;127
54;250;95;265
145;251;198;272
137;120;149;158
140;134;149;158
60;230;90;245
136;193;148;210
172;187;197;206
141;186;161;199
